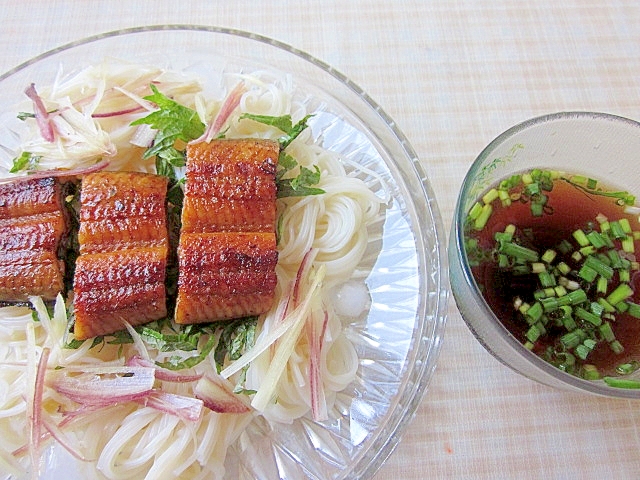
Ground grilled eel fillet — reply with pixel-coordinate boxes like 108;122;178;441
175;139;279;324
0;177;67;302
73;172;169;340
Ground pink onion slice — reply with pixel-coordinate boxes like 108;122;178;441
308;309;329;421
194;373;252;414
126;355;202;383
190;82;247;145
24;83;55;142
49;366;155;406
293;248;316;306
0;158;109;184
42;415;92;462
92;105;145;118
136;391;203;422
113;86;157;112
29;346;50;472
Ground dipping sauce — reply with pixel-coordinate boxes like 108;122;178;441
464;169;640;382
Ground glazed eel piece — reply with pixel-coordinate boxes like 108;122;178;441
73;172;169;340
175;139;279;324
0;177;69;302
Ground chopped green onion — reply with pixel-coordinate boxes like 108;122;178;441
565;279;581;290
610;340;624;354
621;236;635;253
512;265;531;275
626;301;640;319
575;344;592;360
610;220;626;239
499;242;539;262
572;229;590;247
571;175;587;185
575;307;602;326
556;262;571;275
583;255;614;279
596;276;609;294
530;202;544;217
525;302;543;323
598;322;616;343
556;352;576;372
597;298;616;313
603;377;640;389
534;290;547;300
468;202;483;220
579;245;597;256
586;231;606;248
560;329;585;349
508;175;522;188
541;249;557;263
538;271;556;287
616;361;639;375
474;204;493;230
498;189;511;207
567;289;588;305
559;306;577;331
526;324;542;343
540;297;559;312
482;188;499;205
606;283;633;306
600;232;615;248
619;269;630;283
582;364;601;380
607;249;623;269
554;285;567;297
555;293;573;307
557;239;573;254
590;301;605;316
619;218;632;233
531;262;546;273
494;232;513;244
525;182;541;197
616;301;629;313
578;264;598;283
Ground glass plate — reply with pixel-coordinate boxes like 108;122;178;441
0;25;448;480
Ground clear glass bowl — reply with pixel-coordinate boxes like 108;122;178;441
0;26;448;478
449;111;640;399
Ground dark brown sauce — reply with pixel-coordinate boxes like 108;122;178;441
467;175;640;376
